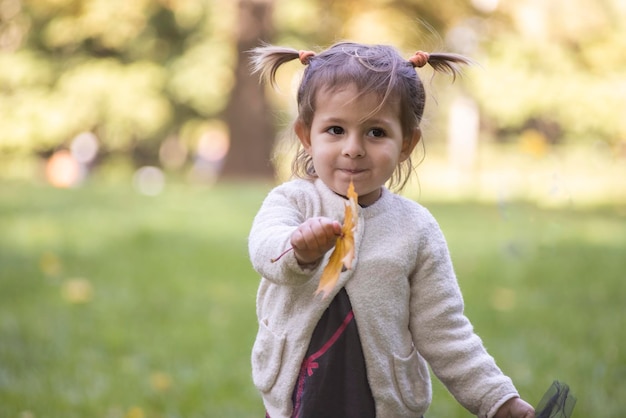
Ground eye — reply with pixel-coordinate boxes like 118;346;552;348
367;128;386;138
326;126;344;135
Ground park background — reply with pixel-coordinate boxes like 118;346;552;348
1;0;625;417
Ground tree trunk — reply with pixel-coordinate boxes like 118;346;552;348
221;0;276;180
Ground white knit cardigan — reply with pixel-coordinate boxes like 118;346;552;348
248;178;519;418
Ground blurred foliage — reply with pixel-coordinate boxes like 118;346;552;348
0;0;624;161
469;0;626;144
0;0;236;157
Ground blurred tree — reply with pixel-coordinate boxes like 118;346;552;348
1;0;625;180
466;0;626;144
222;0;276;179
0;0;233;163
272;0;477;53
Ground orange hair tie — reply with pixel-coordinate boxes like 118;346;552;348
299;50;316;65
409;51;430;68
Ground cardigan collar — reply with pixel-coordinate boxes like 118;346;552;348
313;178;395;220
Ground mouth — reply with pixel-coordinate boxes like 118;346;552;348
339;168;366;175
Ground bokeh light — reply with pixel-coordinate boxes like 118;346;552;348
197;129;229;163
159;136;188;170
187;125;230;184
45;150;82;188
70;131;99;165
133;166;165;196
471;0;499;13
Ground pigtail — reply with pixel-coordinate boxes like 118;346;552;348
409;51;473;81
250;45;301;88
428;53;473;81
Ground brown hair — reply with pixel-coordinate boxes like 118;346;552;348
251;42;471;191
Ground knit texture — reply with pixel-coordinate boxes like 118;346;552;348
249;179;518;418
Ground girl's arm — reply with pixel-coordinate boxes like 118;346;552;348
248;182;339;285
408;213;521;418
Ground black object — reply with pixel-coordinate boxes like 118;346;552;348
535;381;576;418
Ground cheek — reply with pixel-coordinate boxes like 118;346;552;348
308;147;334;171
375;145;403;165
309;141;337;159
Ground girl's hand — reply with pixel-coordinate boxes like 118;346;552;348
291;217;342;266
494;397;535;418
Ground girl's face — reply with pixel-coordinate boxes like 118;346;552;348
296;84;420;206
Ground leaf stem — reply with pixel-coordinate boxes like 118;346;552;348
270;246;293;263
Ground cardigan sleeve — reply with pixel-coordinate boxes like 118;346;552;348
408;210;518;418
248;181;322;286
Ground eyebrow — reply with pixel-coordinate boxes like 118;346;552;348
318;116;394;126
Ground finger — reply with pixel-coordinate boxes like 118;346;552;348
318;218;341;237
315;219;338;248
300;222;323;251
314;219;334;242
291;219;319;251
290;228;307;251
292;217;340;255
316;219;342;248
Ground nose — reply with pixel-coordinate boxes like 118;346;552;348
342;134;365;158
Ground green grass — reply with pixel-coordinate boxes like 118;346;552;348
419;200;626;417
1;180;624;417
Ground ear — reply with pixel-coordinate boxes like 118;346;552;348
294;119;312;154
399;128;421;161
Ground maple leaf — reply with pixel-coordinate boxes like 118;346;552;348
315;180;358;298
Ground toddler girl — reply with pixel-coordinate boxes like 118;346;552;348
248;41;535;418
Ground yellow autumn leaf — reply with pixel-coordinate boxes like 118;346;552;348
61;278;93;304
150;371;172;393
39;251;62;276
125;407;145;418
315;181;358;298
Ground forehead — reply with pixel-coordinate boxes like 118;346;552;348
315;83;400;117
